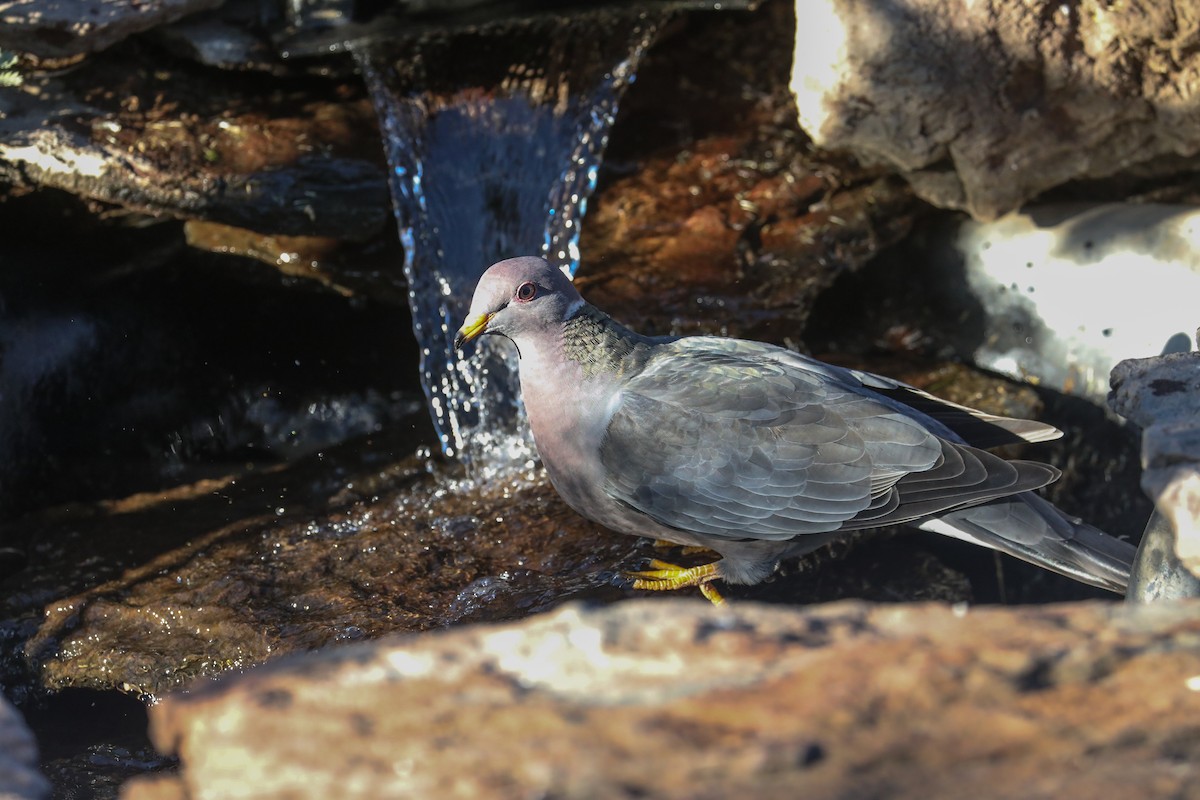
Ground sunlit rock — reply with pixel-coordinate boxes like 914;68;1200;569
0;696;49;800
791;0;1200;220
1110;345;1200;595
124;599;1200;800
943;204;1200;402
1129;508;1200;602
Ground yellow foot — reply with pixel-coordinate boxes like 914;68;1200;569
698;582;726;605
628;559;726;606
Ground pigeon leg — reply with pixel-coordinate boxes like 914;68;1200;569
651;540;718;557
628;559;725;605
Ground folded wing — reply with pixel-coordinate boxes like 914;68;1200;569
599;338;1058;542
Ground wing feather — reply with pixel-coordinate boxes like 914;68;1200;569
599;339;941;540
599;337;1061;543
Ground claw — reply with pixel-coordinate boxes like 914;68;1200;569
698;582;726;605
627;559;725;605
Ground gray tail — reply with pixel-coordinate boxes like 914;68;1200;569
917;493;1136;593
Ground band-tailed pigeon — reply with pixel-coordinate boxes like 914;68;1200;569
455;257;1135;603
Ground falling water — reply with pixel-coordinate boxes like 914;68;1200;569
353;11;663;472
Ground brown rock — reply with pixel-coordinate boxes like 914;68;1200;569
124;599;1200;800
0;56;387;240
181;220;408;302
573;0;917;342
580;133;915;341
792;0;1200;220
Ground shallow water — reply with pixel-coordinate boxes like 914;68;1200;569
29;690;171;800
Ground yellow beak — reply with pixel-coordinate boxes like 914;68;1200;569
454;312;494;350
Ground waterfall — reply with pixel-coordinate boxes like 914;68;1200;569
354;10;663;473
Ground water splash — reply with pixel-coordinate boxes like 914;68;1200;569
354;10;662;474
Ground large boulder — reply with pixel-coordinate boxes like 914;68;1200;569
124;598;1200;800
792;0;1200;219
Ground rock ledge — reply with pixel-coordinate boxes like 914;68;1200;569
125;598;1200;800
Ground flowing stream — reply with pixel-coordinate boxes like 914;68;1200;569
354;10;664;474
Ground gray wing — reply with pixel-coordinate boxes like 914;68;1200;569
754;349;1063;448
599;338;1058;542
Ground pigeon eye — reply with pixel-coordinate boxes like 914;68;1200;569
515;282;538;302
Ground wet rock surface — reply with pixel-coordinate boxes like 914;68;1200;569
581;133;914;341
26;690;165;799
0;0;222;59
0;49;388;242
2;433;962;702
12;448;637;701
792;0;1200;220
124;599;1200;800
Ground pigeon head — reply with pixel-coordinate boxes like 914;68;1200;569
454;257;583;353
